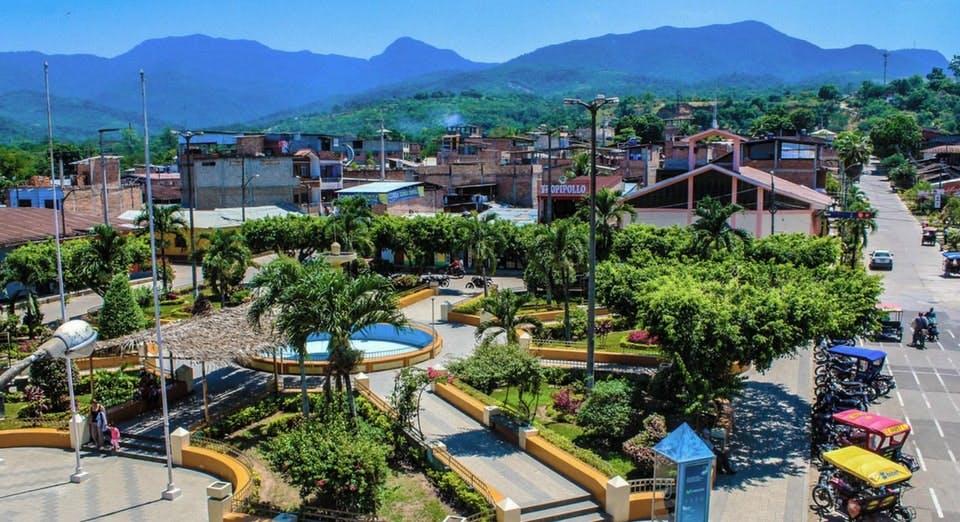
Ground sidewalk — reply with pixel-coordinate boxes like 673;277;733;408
708;347;812;522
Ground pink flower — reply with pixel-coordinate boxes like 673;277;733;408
349;485;357;492
315;479;326;487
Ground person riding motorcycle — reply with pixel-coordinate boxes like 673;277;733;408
911;312;928;347
925;307;939;341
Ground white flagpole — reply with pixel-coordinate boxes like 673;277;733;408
140;69;181;501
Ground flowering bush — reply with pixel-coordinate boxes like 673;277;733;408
551;387;584;416
622;413;669;476
626;330;659;345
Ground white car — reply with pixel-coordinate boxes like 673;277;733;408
869;250;894;270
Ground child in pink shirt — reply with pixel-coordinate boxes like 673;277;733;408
108;425;120;451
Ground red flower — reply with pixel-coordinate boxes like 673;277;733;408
315;479;326;487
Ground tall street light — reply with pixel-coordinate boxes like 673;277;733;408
539;124;567;224
172;130;203;299
564;94;619;391
141;69;181;501
379;119;390;181
241;157;259;223
97;128;122;226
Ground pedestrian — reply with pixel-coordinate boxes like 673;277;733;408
701;428;736;475
108;425;121;452
94;403;108;450
88;400;103;449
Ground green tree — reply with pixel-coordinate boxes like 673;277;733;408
1;241;56;319
200;229;252;307
837;191;878;268
98;273;144;339
690;196;751;257
74;224;133;298
584;188;636;261
525;219;586;340
869;112;922;158
329;196;374;255
565;152;590;181
459;212;499;296
134;204;187;292
242;214;327;262
475;290;543;344
834;130;873;185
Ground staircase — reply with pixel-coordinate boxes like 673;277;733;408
111;432;168;463
519;495;610;522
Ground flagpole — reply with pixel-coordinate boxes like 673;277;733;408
141;69;181;501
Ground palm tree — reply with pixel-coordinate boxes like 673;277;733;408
134;204;187;292
592;188;636;261
329;195;374;255
248;256;308;413
529;219;587;340
80;224;132;298
475;290;543;344
460;212;499;297
837;191;879;268
248;259;406;418
690;196;751;257
565;152;590;180
834;130;874;206
200;229;252;308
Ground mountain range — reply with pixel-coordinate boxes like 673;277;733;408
0;21;948;143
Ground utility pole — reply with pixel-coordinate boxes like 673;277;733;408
379;119;387;181
882;50;889;85
172;130;202;299
97;128;121;225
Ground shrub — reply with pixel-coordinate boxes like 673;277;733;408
93;368;139;408
262;399;390;513
18;385;49;418
576;379;634;447
132;286;153;307
623;413;669;477
551;387;584;417
626;330;658;345
205;397;283;439
99;274;146;339
29;356;78;411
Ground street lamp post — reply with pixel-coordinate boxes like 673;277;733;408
564;94;619;391
172;130;203;300
241;158;259;223
97;128;122;226
379;120;390;181
769;173;778;235
539;124;567;224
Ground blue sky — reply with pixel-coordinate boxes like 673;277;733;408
3;0;958;62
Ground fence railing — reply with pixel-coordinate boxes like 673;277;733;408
299;506;379;521
189;435;257;510
628;477;677;496
0;416;69;430
354;382;498;510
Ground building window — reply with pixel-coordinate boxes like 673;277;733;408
174;235;187;248
18;199;32;207
44;200;55;209
781;142;816;159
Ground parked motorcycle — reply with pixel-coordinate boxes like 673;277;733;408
465;276;496;290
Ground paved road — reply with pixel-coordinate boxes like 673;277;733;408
850;172;960;520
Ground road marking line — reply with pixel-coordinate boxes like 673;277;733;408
934;418;945;438
905;414;913;431
949;448;957;464
915;442;927;471
896;390;904;407
913;369;921;386
930;488;944;518
922;392;932;409
939;341;945;350
950;329;956;339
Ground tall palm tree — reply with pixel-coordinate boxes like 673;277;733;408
565;152;590;181
529;219;587;340
591;188;636;261
248;256;309;413
690;196;751;257
460;212;499;297
80;224;132;298
200;229;252;308
134;204;187;292
837;191;879;268
834;130;874;205
475;289;543;344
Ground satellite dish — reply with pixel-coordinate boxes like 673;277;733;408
338;144;355;166
558;176;567;185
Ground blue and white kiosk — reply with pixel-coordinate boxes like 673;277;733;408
652;422;715;521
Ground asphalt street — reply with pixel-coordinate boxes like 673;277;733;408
852;171;960;521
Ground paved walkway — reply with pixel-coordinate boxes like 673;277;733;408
708;328;813;521
0;447;217;522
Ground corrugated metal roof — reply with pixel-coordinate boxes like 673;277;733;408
0;208;117;248
116;205;302;229
337;181;422;194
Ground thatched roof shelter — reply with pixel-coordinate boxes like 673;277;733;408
96;302;280;364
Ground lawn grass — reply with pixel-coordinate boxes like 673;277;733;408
535;330;661;355
378;470;453;522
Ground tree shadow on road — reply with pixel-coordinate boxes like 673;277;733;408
715;380;810;491
436;428;516;459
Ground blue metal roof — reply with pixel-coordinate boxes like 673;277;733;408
828;345;887;362
943;251;960;260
